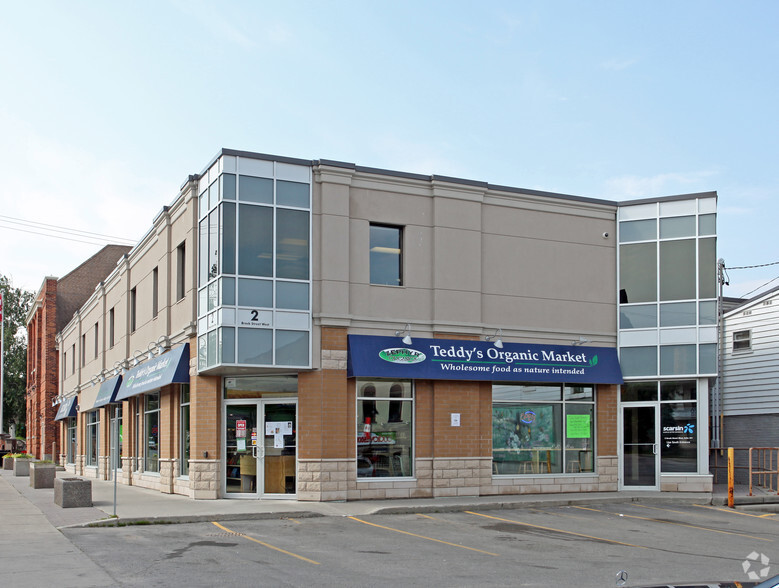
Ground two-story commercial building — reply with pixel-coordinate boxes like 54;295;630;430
51;149;717;500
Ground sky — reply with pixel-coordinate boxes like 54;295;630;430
1;1;778;300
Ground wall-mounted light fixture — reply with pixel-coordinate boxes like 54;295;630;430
485;328;503;348
395;323;413;345
571;336;589;346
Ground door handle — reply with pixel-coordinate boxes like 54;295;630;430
652;444;658;455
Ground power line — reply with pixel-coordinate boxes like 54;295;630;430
726;260;779;270
739;274;779;299
0;215;136;245
0;224;135;247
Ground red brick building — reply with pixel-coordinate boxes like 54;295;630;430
25;245;131;459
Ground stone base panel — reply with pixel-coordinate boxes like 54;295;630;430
660;474;713;493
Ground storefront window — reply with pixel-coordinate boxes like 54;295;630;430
180;385;190;477
86;411;99;467
492;383;595;475
661;401;697;473
144;392;160;473
66;418;77;464
357;380;413;478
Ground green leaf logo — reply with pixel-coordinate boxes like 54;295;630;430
589;355;599;367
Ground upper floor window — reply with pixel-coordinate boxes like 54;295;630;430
130;287;137;333
176;242;186;301
109;307;115;348
370;224;402;286
152;267;159;317
733;330;751;352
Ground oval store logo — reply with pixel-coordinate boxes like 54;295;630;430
379;348;426;364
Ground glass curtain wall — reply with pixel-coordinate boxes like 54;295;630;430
197;156;312;372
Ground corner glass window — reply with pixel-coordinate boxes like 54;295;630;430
699;238;717;299
660;240;696;301
276;209;309;280
619;346;657;377
659;344;696;375
239;176;273;204
277;180;309;208
698;214;716;236
659;302;697;327
699;301;717;325
699;343;716;374
238;205;273;277
619;219;656;242
370;224;402;286
619;243;657;303
357;380;413;478
620;304;657;329
660;216;695;239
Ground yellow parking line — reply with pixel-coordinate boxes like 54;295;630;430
464;511;646;549
573;506;771;542
694;504;779;519
347;516;499;556
211;522;320;565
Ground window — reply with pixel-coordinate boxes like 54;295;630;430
152;267;159;317
492;383;595;475
71;344;75;375
370;224;402;286
144;393;160;473
94;322;99;358
180;385;190;477
357;380;413;478
66;418;77;464
81;334;86;367
130;287;137;333
86;411;99;467
176;242;186;301
733;330;751;351
109;307;115;348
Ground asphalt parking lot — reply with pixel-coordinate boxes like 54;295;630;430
62;501;779;587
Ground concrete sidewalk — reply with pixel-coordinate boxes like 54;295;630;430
2;468;724;530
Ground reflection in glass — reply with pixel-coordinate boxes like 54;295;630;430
370;225;402;286
620;304;657;329
660;216;695;239
660;302;696;327
619;243;657;303
357;380;413;478
238;205;273;276
276;209;309;280
660;344;696;375
620;347;657;377
660;402;697;473
660;240;696;301
619;219;656;242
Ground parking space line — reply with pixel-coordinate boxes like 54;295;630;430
347;516;499;556
694;504;779;519
573;506;771;541
211;522;320;565
464;511;646;549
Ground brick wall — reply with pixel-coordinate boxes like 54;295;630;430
596;384;617;456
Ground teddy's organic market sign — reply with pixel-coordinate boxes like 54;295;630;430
347;335;623;384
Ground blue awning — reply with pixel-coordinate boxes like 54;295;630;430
347;335;624;385
54;396;78;421
115;343;190;402
92;375;123;409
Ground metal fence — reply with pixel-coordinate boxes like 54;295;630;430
710;447;779;496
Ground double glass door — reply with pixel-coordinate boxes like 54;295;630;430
225;400;297;498
622;404;659;489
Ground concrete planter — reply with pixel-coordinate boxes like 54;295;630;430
2;456;13;470
13;458;32;477
30;462;56;489
54;477;92;508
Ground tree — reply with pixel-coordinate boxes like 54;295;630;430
1;275;34;437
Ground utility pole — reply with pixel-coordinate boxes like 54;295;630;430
712;258;727;449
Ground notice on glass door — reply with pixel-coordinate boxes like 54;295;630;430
266;421;293;449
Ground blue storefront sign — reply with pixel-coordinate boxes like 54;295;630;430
347;335;623;384
115;343;190;401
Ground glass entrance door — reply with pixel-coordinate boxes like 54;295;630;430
224;401;297;498
622;405;658;489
